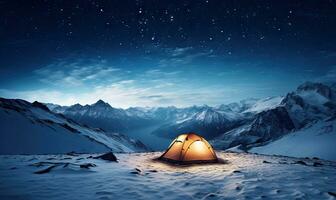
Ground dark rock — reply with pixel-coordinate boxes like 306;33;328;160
32;101;50;112
34;165;57;174
61;123;80;133
235;186;242;190
130;168;143;175
43;119;55;125
61;157;72;160
328;192;336;197
233;170;242;173
295;160;307;166
313;162;323;167
66;151;78;156
80;163;96;169
94;152;117;162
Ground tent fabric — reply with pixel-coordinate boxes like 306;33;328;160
159;133;218;164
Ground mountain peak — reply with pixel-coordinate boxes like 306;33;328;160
96;99;106;104
32;101;50;112
297;82;335;100
297;82;327;91
92;99;111;108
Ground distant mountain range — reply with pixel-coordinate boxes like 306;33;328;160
46;82;336;159
1;81;336;160
47;97;280;141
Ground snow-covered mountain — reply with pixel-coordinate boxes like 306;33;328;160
50;102;248;140
152;97;285;140
0;98;147;154
250;116;336;161
214;82;336;160
50;100;156;133
212;105;296;148
151;106;244;139
45;94;288;147
44;81;336;160
282;82;336;128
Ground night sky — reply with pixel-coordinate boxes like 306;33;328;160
1;0;336;108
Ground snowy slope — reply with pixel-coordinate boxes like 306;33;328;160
0;98;147;154
243;96;283;113
250;117;336;161
212;82;336;154
0;152;335;200
211;106;295;150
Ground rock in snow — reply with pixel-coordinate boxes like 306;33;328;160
93;152;117;162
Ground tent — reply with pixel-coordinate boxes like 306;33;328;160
159;133;218;164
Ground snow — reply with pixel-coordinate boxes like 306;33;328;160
297;91;329;106
226;145;245;153
250;118;336;161
0;152;335;200
175;116;193;124
243;96;283;114
0;108;109;154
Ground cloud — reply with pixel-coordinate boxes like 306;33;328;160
0;89;79;106
34;60;121;87
117;80;135;84
0;51;279;108
315;66;336;83
0;80;244;108
144;69;181;77
140;95;164;99
170;47;193;57
159;47;213;68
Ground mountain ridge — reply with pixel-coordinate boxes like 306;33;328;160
0;98;148;154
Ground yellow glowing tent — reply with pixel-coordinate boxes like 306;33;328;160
159;133;218;164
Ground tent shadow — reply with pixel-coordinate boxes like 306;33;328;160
151;157;229;168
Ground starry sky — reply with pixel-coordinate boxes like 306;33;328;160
0;0;336;108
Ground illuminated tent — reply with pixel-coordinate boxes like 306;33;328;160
159;133;218;164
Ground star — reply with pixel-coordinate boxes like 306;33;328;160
170;15;174;22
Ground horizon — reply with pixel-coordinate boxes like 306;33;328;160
1;80;333;109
